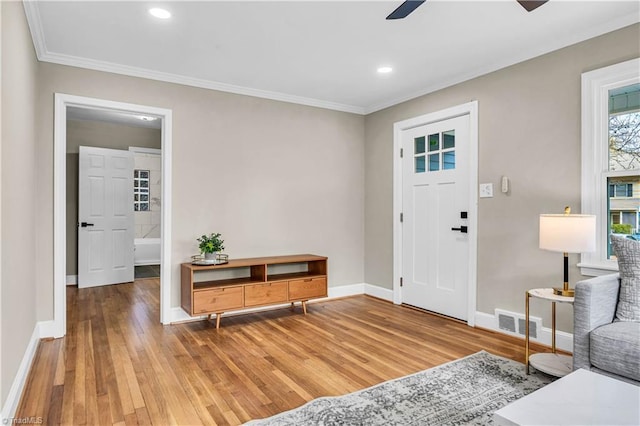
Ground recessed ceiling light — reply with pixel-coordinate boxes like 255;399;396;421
377;66;393;74
149;8;171;19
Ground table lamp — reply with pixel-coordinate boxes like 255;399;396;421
539;207;596;296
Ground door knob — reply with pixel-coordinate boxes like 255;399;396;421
451;226;468;233
80;222;94;228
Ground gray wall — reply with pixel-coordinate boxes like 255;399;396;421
66;120;161;275
1;2;39;404
364;23;640;331
36;62;365;320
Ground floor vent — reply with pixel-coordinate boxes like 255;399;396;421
495;309;541;339
498;313;517;333
518;317;537;339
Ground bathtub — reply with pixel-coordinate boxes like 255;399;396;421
134;238;161;266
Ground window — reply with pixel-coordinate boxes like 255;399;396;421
581;58;640;275
134;169;150;211
609;183;633;198
413;130;456;174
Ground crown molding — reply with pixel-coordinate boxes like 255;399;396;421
21;2;364;115
22;1;640;117
363;14;640;114
42;51;366;115
23;1;47;60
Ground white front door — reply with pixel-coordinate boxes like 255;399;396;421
401;115;470;320
78;146;134;288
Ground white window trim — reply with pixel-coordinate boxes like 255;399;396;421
580;58;640;276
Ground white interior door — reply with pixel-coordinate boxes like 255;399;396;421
78;146;134;288
401;115;470;320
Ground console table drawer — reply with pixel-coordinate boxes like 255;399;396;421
289;277;327;300
245;282;288;307
193;287;243;313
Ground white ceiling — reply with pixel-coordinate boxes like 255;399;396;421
25;1;640;115
67;106;163;129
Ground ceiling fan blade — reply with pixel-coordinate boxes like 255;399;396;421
516;0;548;12
386;1;426;20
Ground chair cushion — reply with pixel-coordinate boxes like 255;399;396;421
590;321;640;382
611;236;640;321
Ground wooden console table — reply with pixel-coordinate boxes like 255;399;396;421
180;254;327;328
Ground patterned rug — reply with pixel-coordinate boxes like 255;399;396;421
245;351;552;426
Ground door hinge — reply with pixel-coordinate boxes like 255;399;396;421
400;212;403;222
400;148;404;158
400;277;403;287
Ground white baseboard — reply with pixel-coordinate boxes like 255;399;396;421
0;322;44;422
475;311;573;353
364;284;393;302
66;275;77;285
38;320;57;339
170;306;198;323
328;283;365;299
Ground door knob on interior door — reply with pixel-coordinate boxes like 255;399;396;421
451;226;468;233
80;222;94;227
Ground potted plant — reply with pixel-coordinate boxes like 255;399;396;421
197;233;225;260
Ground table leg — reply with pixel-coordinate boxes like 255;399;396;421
302;301;307;315
216;313;222;329
552;301;556;353
525;291;530;375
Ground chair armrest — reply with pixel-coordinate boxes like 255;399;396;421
573;273;620;371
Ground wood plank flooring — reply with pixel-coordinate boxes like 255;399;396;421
16;278;544;425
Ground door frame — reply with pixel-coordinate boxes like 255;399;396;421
53;93;173;338
392;101;478;326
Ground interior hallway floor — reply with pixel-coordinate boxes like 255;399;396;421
134;264;160;279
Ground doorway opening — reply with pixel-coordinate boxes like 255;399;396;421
53;94;172;338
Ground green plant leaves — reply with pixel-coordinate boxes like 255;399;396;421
197;232;225;253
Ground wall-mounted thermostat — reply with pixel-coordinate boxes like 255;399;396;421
501;176;509;193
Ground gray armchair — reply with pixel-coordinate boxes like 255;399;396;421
573;273;640;385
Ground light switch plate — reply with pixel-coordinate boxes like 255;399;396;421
480;183;494;198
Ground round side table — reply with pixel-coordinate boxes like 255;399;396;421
525;288;574;377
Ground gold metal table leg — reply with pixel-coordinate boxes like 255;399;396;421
525;291;530;375
552;301;556;353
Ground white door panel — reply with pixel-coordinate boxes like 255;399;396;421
402;115;469;320
78;146;134;288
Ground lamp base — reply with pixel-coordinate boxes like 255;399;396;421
553;287;575;297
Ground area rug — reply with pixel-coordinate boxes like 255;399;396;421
245;351;552;425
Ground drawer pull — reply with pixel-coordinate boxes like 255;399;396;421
304;278;312;282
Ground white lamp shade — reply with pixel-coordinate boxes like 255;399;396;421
539;214;596;253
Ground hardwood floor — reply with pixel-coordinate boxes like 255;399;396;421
17;279;542;425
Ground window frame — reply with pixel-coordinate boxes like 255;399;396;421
580;58;640;276
134;169;150;212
